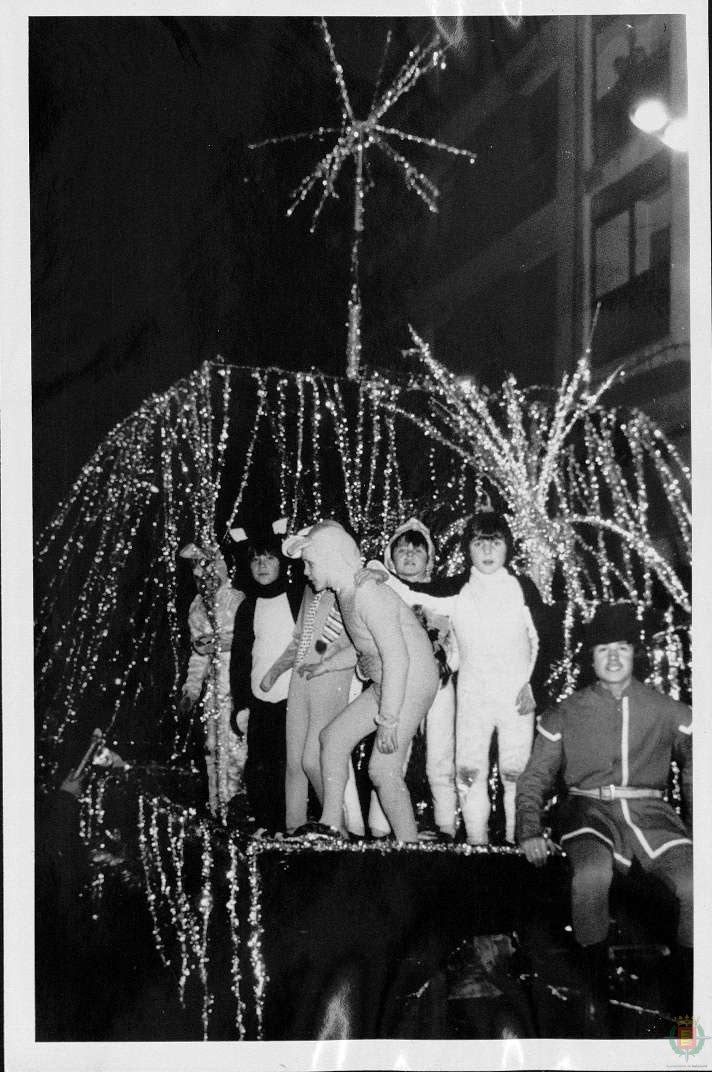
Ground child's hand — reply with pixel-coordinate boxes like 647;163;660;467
259;668;279;692
354;563;388;587
297;659;329;679
375;722;398;754
179;693;196;714
516;683;535;716
234;708;250;736
521;835;549;867
193;632;217;656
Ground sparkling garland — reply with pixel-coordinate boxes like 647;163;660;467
135;793;216;1037
246;843;268;1039
36;351;691;781
226;838;247;1039
250;17;476;379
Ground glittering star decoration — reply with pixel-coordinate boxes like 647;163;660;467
249;18;476;379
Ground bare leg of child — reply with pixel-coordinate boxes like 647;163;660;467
320;669;435;842
497;706;534;844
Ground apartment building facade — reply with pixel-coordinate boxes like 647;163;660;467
400;14;690;458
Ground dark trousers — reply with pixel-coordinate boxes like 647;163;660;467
244;694;287;833
566;834;693;947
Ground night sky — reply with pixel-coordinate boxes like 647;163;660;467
29;14;545;529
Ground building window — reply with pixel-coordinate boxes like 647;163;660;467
591;157;671;365
593;15;671;161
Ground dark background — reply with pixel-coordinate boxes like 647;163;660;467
30;14;550;531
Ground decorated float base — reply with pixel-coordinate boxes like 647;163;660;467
36;766;682;1042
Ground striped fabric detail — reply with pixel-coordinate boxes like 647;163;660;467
295;592;323;665
560;826;632;868
620;799;693;859
621;696;629;786
317;605;345;649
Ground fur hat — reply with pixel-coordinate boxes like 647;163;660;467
585;602;639;648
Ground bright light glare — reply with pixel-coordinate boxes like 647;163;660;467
630;97;670;133
660;115;688;152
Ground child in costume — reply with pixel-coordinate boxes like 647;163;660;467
287;520;440;843
368;519;458;841
450;512;539;844
367;511;542;845
230;525;302;835
260;554;365;836
178;544;245;816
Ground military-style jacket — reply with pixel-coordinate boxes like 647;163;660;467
516;678;692;854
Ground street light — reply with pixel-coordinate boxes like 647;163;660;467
629;95;688;152
660;115;688;152
630;97;670;134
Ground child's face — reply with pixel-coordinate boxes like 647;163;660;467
592;641;634;690
301;549;328;592
468;533;507;574
249;551;281;586
391;538;429;582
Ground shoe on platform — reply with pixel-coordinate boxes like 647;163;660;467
417;829;438;842
436;830;455;845
291;820;343;841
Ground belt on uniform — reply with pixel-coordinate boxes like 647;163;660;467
569;785;664;801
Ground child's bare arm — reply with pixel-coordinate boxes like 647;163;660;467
356;583;410;727
260;641;298;692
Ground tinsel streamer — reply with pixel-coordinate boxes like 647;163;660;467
79;770;111;917
137;794;217;1034
380;410;395;539
244;835;523;859
273;377;290;518
138;794;171;971
363;392;382;528
226;838;247;1039
167;811;193;1003
326;380;357;528
309;376;323;519
226;371;268;530
198;823;214;1039
214;361;234;501
160;403;192;756
291;375;306;529
246;843;268;1040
